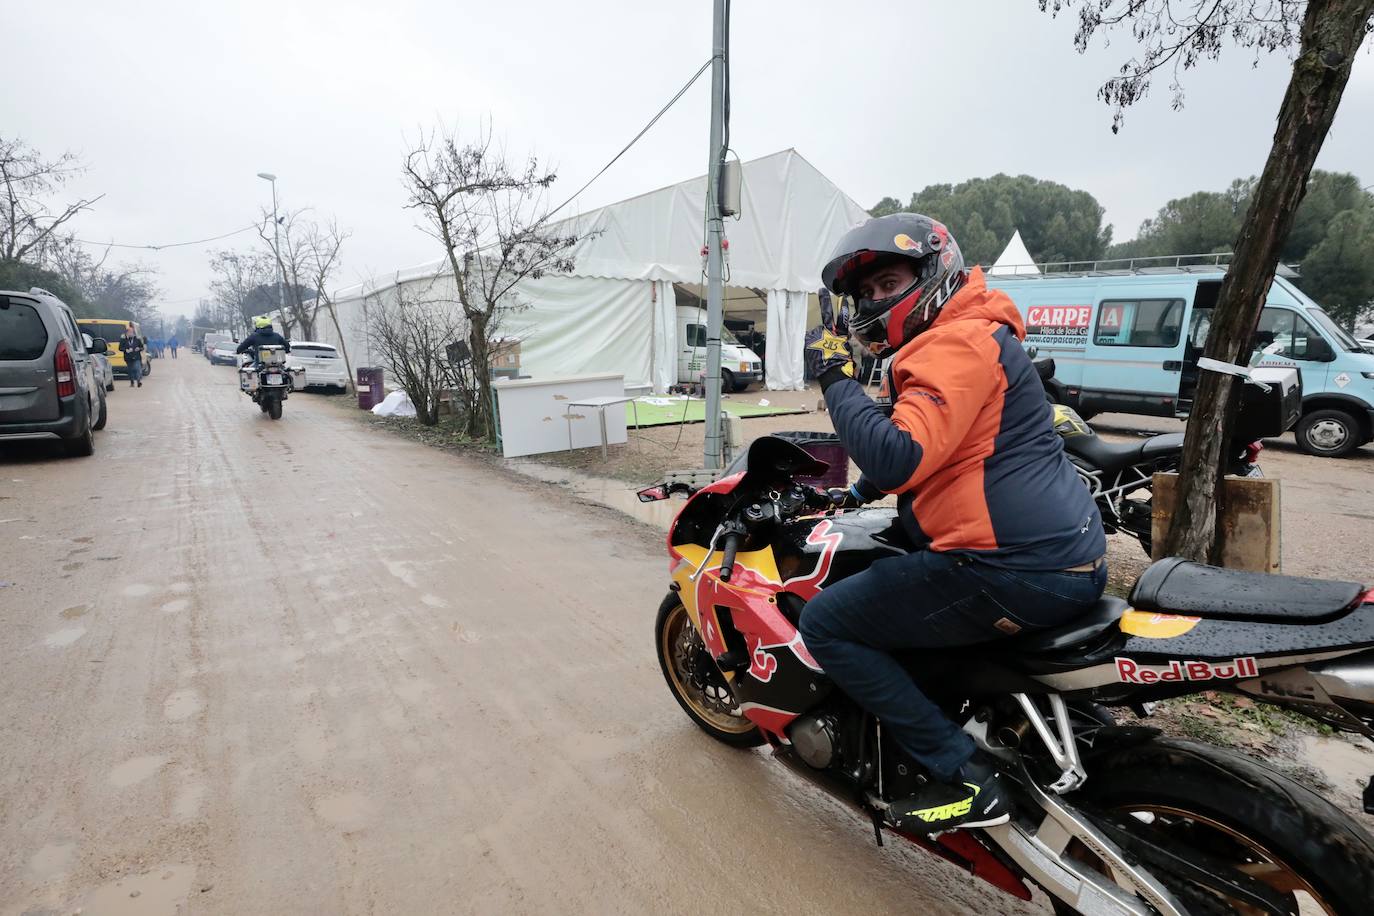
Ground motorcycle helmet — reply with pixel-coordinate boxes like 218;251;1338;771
254;316;273;330
820;213;966;356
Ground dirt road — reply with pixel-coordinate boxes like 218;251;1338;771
0;359;1037;915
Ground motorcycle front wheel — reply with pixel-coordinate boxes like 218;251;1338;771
1058;737;1374;915
655;594;763;748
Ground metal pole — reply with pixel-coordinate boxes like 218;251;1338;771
702;0;728;469
269;179;286;323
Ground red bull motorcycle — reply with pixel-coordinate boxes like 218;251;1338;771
642;436;1374;915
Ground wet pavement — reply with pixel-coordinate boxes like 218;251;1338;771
0;358;1040;915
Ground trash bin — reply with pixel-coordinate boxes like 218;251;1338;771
357;367;385;410
773;431;849;490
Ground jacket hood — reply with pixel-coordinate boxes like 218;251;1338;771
931;267;1025;340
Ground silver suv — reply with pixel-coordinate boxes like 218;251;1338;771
0;288;108;457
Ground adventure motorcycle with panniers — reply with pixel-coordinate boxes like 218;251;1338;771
237;345;300;420
640;435;1374;915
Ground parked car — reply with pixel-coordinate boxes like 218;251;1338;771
76;318;152;380
86;333;115;391
1;288;107;457
988;262;1374;457
287;340;349;391
204;334;237;365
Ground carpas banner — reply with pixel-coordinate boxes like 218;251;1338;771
1024;304;1092;349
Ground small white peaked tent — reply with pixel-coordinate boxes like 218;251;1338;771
325;149;869;392
989;230;1040;276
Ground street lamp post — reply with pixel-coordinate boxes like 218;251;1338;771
256;172;287;329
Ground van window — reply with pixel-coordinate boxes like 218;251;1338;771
684;323;742;348
0;300;48;359
1308;308;1363;353
1093;299;1185;348
80;322;127;344
1256;308;1323;360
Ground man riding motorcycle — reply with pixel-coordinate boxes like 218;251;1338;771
801;213;1107;834
236;317;291;360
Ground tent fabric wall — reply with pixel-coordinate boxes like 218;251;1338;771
650;279;676;393
765;289;808;390
502;274;652;388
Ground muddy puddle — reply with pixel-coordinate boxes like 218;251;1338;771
506;460;683;530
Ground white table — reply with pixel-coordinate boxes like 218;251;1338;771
565;395;639;459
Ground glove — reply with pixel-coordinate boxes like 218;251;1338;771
808;328;856;391
827;484;866;510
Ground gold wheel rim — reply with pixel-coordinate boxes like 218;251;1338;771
1070;803;1336;915
660;602;754;735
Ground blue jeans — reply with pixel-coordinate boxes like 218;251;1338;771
798;550;1107;782
127;357;143;384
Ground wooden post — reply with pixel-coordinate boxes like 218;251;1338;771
1153;473;1281;573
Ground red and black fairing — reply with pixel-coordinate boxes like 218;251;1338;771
772;509;909;603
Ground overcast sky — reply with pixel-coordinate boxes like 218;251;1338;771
5;0;1371;317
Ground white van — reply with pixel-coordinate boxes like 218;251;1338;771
677;306;763;392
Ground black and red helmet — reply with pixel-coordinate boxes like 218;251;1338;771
821;213;966;355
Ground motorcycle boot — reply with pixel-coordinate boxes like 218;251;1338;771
888;753;1010;835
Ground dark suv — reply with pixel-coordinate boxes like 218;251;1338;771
0;288;108;457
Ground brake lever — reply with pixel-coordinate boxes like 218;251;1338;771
690;525;725;583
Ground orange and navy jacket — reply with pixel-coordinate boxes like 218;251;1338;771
823;268;1105;570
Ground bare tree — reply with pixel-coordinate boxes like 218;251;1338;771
208;249;276;335
256;207;347;340
1044;0;1374;562
303;219;355;390
402;123;579;440
364;279;466;426
45;234;161;322
0;136;103;264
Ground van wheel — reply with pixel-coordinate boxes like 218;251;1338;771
720;369;736;394
65;418;95;458
92;391;108;431
1297;409;1361;458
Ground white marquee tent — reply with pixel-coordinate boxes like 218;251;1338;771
324;149;869;392
988;229;1040;276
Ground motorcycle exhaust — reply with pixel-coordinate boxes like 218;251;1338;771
1307;651;1374;814
1309;650;1374;714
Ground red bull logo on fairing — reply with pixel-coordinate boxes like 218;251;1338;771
1115;656;1259;684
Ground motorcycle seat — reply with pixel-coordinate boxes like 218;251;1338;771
1131;557;1366;624
1064;432;1184;477
1013;596;1130;654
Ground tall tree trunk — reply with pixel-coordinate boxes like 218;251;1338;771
467;313;493;441
1163;0;1374;563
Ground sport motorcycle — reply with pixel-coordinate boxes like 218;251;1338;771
640;435;1374;914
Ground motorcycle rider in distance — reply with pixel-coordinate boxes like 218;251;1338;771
801;213;1108;834
236;317;291;362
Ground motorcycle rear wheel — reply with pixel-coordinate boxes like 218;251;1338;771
1056;737;1374;915
268;398;282;420
655;594;763;748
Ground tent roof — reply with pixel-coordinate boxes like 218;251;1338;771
333;148;869;301
988;229;1040;276
549;148;868;291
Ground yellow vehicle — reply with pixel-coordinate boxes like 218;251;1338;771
76;319;151;378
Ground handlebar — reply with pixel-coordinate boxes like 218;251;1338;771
718;532;742;582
